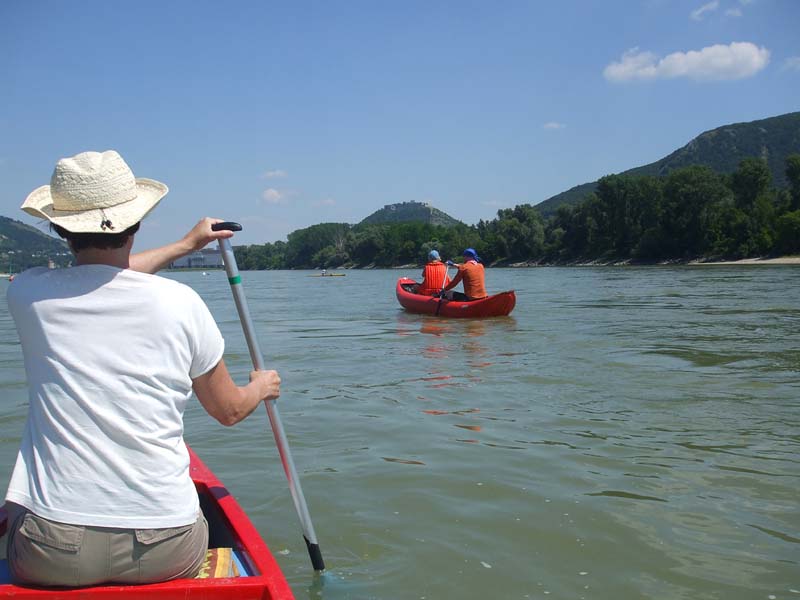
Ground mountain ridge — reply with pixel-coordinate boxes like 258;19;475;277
0;216;69;271
359;200;462;228
535;111;800;217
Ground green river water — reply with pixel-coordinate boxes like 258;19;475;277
1;266;798;599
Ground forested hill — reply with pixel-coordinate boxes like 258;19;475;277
536;111;800;217
360;201;462;227
0;216;69;271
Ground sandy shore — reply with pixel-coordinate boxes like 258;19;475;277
689;256;800;266
507;255;800;267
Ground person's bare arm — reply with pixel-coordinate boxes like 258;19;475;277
130;217;234;274
193;359;281;426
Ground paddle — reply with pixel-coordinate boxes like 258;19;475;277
434;261;453;316
439;261;451;295
211;221;325;572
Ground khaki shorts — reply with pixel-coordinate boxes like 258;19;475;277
6;503;208;587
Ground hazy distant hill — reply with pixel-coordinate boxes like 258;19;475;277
536;111;800;217
0;216;69;271
359;201;462;227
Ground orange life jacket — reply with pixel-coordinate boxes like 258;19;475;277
419;261;450;295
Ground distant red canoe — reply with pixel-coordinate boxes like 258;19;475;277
0;446;294;599
396;278;515;318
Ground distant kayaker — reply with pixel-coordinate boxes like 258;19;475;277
4;150;282;587
417;249;450;295
443;248;488;301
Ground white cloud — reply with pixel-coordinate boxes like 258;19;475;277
261;188;288;204
690;0;719;20
543;121;566;130
604;47;659;81
782;56;800;72
262;169;287;179
604;42;770;82
312;198;336;207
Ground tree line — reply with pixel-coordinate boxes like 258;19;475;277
235;155;800;269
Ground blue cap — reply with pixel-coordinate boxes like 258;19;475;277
463;248;479;261
428;250;440;261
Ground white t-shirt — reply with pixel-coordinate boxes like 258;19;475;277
5;265;224;528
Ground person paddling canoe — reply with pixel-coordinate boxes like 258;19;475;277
443;248;488;301
4;150;281;587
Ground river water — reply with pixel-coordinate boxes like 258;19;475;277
0;266;798;599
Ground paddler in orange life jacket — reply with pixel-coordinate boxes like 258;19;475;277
417;250;450;295
444;248;488;301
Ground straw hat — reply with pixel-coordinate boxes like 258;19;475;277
22;150;168;233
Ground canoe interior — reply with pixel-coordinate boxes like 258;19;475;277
0;448;293;599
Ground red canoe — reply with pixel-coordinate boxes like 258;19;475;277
0;446;294;599
396;277;515;318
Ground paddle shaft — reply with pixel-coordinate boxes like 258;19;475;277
213;222;325;571
440;263;449;294
435;262;451;316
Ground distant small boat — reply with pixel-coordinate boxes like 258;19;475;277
309;273;346;277
396;277;515;318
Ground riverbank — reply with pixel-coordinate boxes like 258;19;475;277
689;256;800;265
503;255;800;267
4;255;799;276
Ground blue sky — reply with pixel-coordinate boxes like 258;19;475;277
1;0;798;249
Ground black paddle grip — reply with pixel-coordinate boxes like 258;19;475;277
211;221;243;232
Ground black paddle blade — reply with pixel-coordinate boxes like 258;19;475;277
211;221;243;232
305;536;326;571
